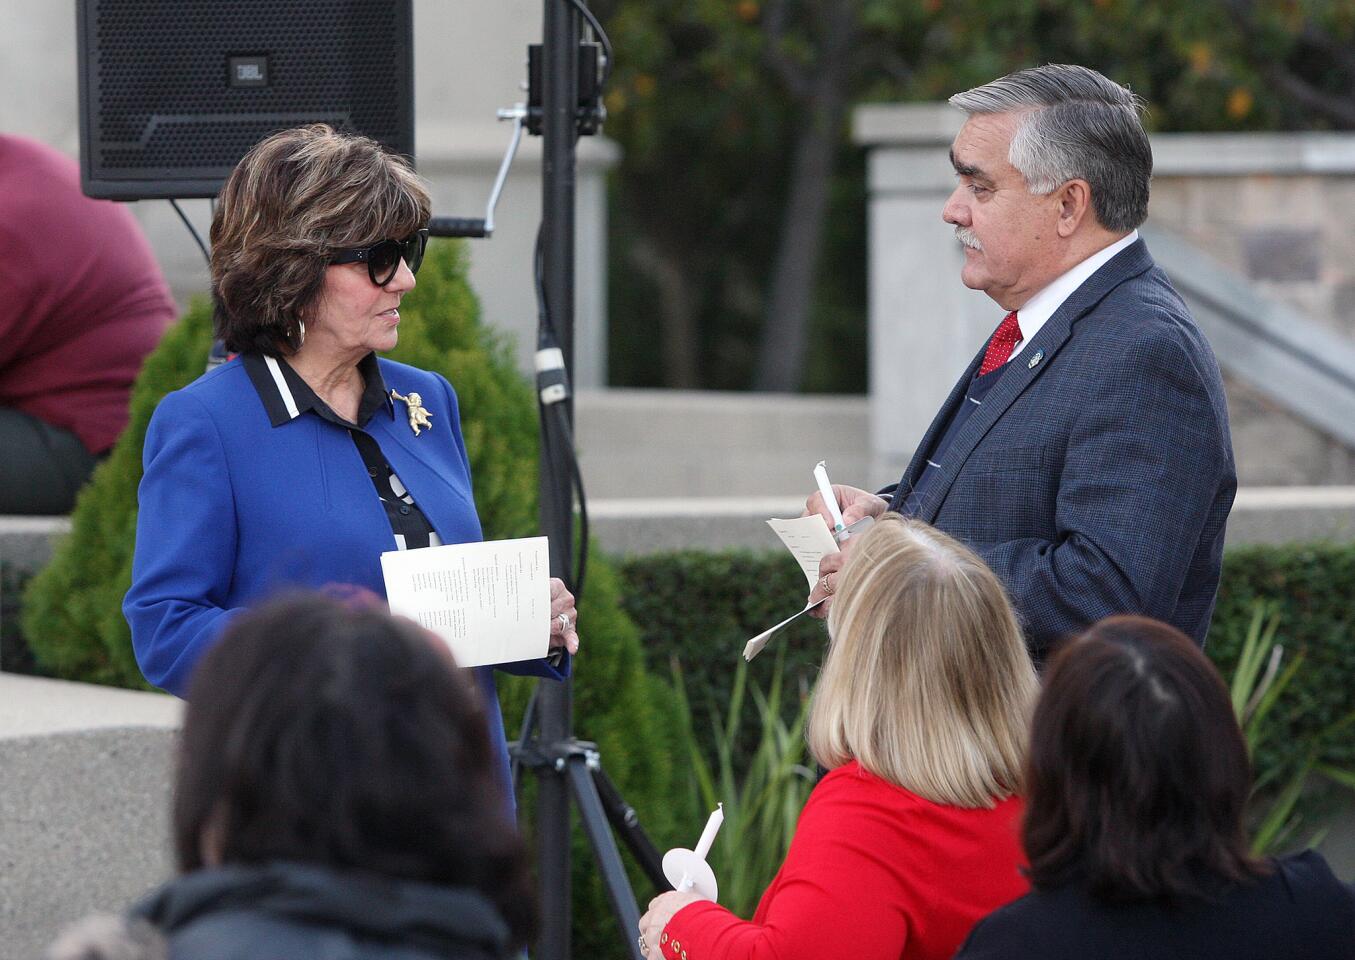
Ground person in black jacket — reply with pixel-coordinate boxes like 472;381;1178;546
955;615;1355;960
125;593;535;960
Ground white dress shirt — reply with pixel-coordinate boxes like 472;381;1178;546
1008;229;1139;361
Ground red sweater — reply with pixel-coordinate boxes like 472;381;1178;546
0;136;175;453
662;761;1028;960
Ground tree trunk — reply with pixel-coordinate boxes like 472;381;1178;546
751;6;856;392
629;238;702;387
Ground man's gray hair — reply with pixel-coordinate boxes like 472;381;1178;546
950;64;1151;232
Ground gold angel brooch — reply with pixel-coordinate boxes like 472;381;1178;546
390;389;434;436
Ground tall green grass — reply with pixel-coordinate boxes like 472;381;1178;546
1230;603;1355;854
672;653;816;917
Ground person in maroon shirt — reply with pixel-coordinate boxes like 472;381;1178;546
0;134;176;514
638;514;1039;960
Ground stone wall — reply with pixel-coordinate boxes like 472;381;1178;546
1149;136;1355;485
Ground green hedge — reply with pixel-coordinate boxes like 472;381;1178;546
18;239;694;959
619;550;826;764
619;544;1355;808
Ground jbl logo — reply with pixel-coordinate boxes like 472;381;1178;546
228;55;268;88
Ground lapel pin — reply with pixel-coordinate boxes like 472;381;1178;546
1027;349;1045;370
390;389;434;436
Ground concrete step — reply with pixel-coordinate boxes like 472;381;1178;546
6;486;1355;575
574;388;873;498
587;486;1355;556
0;674;181;959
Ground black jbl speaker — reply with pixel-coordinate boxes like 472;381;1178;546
76;0;414;200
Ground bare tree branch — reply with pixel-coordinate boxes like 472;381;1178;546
1265;65;1355;128
1296;23;1355;81
1220;0;1355;128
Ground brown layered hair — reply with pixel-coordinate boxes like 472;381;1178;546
806;514;1038;808
210;124;431;356
1024;615;1270;903
175;593;534;946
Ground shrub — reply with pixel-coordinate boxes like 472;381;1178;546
19;238;694;957
618;549;827;767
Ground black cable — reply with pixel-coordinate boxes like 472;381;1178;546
170;198;210;268
544;401;589;599
533;225;589;604
567;0;612;86
534;223;554;338
530;2;599;607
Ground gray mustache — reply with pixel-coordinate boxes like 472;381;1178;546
954;226;983;251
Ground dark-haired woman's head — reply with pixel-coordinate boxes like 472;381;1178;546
175;593;533;944
210;123;431;356
1024;615;1268;903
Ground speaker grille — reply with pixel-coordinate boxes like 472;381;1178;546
78;0;413;198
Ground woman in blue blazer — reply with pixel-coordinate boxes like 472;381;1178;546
124;124;577;806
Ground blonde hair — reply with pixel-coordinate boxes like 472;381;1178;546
806;514;1037;808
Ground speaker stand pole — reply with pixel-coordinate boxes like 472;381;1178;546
528;4;667;958
535;0;580;955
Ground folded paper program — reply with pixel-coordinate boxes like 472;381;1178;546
743;597;828;661
740;515;840;661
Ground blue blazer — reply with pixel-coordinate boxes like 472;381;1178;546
124;356;565;803
890;240;1236;660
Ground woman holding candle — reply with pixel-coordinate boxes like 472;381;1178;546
638;514;1038;960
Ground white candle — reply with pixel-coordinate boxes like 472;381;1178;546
692;803;724;861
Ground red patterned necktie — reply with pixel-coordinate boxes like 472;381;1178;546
977;311;1023;377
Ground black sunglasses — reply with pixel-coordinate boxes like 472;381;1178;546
330;229;429;286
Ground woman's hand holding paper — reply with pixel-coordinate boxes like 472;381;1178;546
548;577;580;655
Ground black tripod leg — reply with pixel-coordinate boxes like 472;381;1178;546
565;758;645;960
592;764;670;891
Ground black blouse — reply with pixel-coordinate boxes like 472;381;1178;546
955;850;1355;960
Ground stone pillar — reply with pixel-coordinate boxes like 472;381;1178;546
853;104;998;487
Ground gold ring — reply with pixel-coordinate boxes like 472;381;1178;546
819;574;835;596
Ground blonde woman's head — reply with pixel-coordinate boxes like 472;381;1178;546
806;514;1037;807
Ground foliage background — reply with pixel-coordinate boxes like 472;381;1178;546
597;0;1355;394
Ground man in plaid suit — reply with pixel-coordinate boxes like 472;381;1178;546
808;65;1234;663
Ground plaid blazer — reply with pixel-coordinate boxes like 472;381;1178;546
888;239;1235;663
